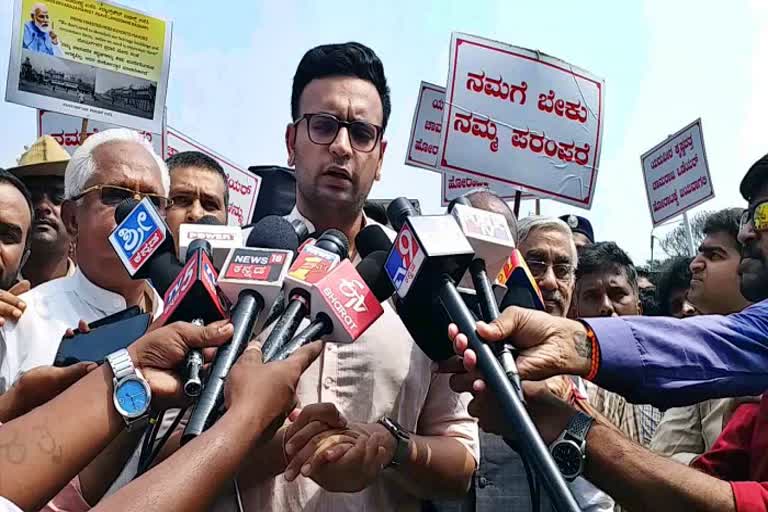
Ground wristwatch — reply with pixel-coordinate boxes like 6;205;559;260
549;411;594;481
377;416;411;468
106;348;152;431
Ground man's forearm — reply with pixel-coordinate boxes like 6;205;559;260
0;387;22;423
0;366;123;511
232;426;289;488
387;435;476;500
585;422;734;511
79;428;144;504
92;408;267;512
588;301;768;407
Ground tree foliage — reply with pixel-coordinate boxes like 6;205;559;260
658;210;711;257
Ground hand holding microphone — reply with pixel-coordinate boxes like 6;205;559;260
181;216;306;443
448;197;522;398
382;197;581;512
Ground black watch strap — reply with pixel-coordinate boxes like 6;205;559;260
566;411;594;442
378;417;410;468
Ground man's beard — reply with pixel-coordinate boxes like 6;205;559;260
34;21;51;33
739;241;768;302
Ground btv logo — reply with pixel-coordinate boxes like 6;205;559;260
338;278;367;313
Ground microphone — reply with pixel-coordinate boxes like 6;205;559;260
270;252;391;361
383;205;580;512
158;238;230;396
178;215;243;270
260;229;349;361
498;249;545;311
109;198;182;296
449;199;516;289
290;218;310;245
447;199;521;396
356;224;393;258
181;216;300;443
383;202;474;361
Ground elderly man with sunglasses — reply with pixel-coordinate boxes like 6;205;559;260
0;128;170;391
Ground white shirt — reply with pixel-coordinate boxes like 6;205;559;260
218;207;479;512
0;267;163;393
0;497;21;512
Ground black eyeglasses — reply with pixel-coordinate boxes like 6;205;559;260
526;259;575;281
71;184;172;211
294;113;382;153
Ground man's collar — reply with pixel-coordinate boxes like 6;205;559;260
72;267;162;315
285;205;371;235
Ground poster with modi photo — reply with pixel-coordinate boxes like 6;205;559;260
6;0;172;133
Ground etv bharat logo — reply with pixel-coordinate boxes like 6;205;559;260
338;278;368;313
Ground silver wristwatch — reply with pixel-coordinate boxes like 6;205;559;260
549;412;594;481
106;349;152;431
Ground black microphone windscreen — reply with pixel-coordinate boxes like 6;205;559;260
447;195;472;212
291;219;310;244
246;215;300;251
115;198;140;223
396;295;457;362
146;250;185;297
316;229;349;259
386;197;417;232
187;239;212;260
355;225;392;258
356;251;394;301
195;215;224;226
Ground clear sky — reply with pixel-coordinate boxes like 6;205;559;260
2;0;766;263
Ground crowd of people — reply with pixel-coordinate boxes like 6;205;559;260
0;40;766;512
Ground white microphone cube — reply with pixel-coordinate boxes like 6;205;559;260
179;223;243;270
450;204;516;289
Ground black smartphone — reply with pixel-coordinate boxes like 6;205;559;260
67;305;142;337
54;312;152;367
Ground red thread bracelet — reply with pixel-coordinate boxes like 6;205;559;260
581;322;600;381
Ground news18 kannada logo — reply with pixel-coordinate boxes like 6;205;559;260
225;249;288;282
109;198;166;275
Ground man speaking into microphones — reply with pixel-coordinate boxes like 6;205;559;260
218;42;478;512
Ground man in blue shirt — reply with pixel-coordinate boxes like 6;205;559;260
446;153;768;512
23;3;63;57
447;152;768;409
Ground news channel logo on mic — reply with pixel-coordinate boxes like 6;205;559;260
108;197;167;276
384;223;424;297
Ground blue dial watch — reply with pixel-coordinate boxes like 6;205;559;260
106;348;151;430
